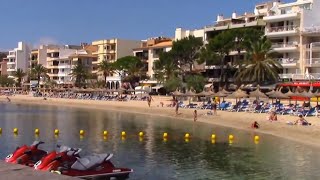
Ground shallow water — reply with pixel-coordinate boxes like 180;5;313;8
0;103;319;180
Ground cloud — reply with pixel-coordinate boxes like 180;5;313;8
33;37;60;48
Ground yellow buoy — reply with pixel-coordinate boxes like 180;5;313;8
34;128;40;135
185;133;190;139
79;130;85;136
229;140;233;145
163;137;168;143
13;128;18;134
211;134;216;139
254;135;260;141
103;130;108;136
254;140;259;145
54;129;59;135
0;128;2;134
229;134;234;141
163;132;168;138
139;131;144;137
139;137;143;142
121;131;126;136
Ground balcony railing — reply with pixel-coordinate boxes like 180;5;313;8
277;58;298;64
305;58;320;65
302;26;320;34
266;25;299;33
279;73;320;80
272;42;298;49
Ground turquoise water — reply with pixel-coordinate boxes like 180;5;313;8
0;103;320;179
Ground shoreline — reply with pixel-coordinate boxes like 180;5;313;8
1;95;320;148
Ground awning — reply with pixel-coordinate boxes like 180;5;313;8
204;83;213;88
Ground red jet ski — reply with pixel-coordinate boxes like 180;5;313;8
54;154;133;179
5;141;47;167
34;145;81;171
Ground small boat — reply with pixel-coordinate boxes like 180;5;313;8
5;141;47;167
53;154;133;179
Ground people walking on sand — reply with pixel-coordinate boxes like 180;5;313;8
175;99;179;115
193;110;197;122
147;95;153;107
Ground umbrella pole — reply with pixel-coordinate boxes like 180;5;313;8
317;97;319;106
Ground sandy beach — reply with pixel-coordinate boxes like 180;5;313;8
1;95;320;148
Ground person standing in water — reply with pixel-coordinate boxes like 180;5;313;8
193;110;197;122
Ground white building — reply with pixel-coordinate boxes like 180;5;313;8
175;28;205;41
46;45;82;84
6;42;31;78
264;0;320;80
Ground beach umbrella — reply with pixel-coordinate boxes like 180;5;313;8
172;89;184;96
249;87;268;99
266;90;275;96
221;88;232;94
269;90;289;99
185;89;196;97
227;89;248;103
196;90;211;97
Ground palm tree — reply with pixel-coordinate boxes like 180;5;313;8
70;64;89;87
13;68;26;87
98;60;114;83
235;36;282;85
31;64;48;88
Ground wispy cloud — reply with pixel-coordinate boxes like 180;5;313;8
33;37;60;48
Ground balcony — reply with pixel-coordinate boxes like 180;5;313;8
263;12;300;22
272;42;298;52
265;26;299;38
305;58;320;67
277;58;298;67
7;61;16;65
302;26;320;36
58;64;71;69
205;19;265;32
279;73;320;80
58;72;70;76
306;42;320;52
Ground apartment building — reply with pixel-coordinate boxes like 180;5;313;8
263;0;320;81
69;45;98;77
6;42;31;78
201;3;273;86
46;45;82;84
92;39;141;87
30;45;60;69
133;37;172;79
175;28;205;41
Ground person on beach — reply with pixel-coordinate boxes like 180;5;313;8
294;114;311;126
251;121;260;129
268;111;278;121
212;100;217;115
193;110;197;122
147;95;153;107
175;99;179;115
6;97;11;102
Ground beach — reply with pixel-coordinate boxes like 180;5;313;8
1;94;320;148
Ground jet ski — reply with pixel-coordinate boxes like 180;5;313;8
53;154;133;179
5;141;47;167
34;145;81;171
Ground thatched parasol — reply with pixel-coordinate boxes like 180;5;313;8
185;89;196;97
196;90;211;97
266;90;275;96
172;89;184;96
268;90;289;99
249;87;268;99
221;88;231;94
227;89;248;99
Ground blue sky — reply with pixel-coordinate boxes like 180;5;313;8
0;0;291;50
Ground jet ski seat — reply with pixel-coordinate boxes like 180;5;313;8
71;154;113;171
